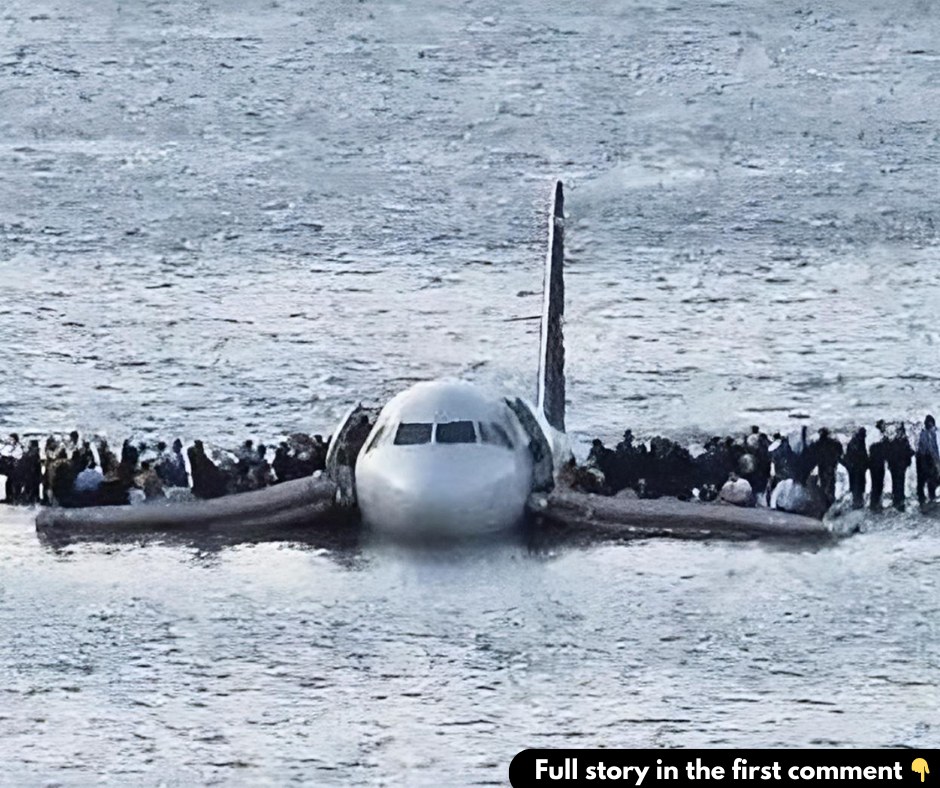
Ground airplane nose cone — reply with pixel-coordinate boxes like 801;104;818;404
357;449;529;538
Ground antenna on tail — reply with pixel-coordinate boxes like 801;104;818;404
536;180;566;433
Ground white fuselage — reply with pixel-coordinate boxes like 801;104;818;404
355;380;537;537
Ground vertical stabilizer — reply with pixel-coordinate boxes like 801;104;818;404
537;180;566;433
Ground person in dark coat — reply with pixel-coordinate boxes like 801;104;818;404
234;439;258;492
868;420;890;512
65;430;80;460
250;444;273;489
118;440;140;485
694;436;735;492
311;434;328;471
812;427;844;505
20;440;42;504
841;427;868;509
612;429;643;492
167;439;190;488
744;425;772;495
885;423;914;511
790;426;815;485
586;439;617;493
13;440;42;504
153;439;187;488
49;447;77;506
236;439;255;471
96;438;119;477
273;442;293;483
78;441;95;472
769;432;792;479
915;415;940;505
187;440;229;499
647;435;694;500
286;433;322;478
136;460;165;500
67;440;87;493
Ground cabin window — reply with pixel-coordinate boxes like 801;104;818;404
479;421;515;449
435;420;477;444
394;422;433;445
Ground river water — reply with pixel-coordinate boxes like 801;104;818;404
1;0;939;784
1;513;938;785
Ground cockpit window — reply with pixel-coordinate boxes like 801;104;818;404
363;424;385;454
394;422;433;445
479;421;515;449
435;420;477;444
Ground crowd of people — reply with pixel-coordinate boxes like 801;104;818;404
0;431;330;508
575;416;940;517
3;416;939;519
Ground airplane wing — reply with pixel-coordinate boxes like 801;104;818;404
527;489;834;543
35;475;345;539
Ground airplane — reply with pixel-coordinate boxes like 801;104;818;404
35;181;834;545
329;180;569;538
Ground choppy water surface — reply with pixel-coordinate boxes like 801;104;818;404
1;513;938;785
2;0;940;444
2;0;940;784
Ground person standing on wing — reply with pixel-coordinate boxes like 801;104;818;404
886;423;914;512
841;426;869;510
915;414;940;505
868;420;890;512
812;427;843;506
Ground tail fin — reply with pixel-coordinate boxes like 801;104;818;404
537;180;566;433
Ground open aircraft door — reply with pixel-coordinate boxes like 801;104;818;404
506;396;554;493
325;402;381;505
